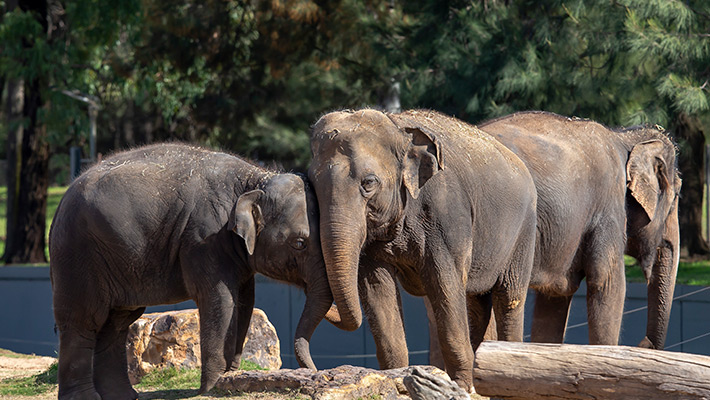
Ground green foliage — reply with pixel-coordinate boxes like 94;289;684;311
0;362;57;396
392;0;709;129
17;0;707;169
0;1;141;147
3;0;710;259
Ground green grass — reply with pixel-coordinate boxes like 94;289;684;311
626;256;710;286
239;360;267;371
0;358;280;398
0;362;57;396
133;360;266;391
135;366;202;391
0;186;67;259
0;349;37;359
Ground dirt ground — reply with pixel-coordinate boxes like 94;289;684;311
0;352;304;400
0;354;56;381
0;353;58;399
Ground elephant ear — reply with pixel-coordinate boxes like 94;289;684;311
402;125;444;199
627;140;670;221
228;189;265;255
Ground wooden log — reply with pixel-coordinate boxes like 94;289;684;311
473;341;710;399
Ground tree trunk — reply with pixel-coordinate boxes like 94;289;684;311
473;341;710;399
4;78;24;261
2;0;57;264
3;79;50;264
674;113;710;257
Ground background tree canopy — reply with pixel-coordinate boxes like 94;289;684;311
1;0;709;262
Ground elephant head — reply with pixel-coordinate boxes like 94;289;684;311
623;131;682;350
229;173;333;369
308;109;443;331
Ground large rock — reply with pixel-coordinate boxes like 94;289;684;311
403;366;472;400
126;308;281;383
241;308;282;370
216;365;483;400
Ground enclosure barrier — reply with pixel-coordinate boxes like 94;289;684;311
473;341;710;399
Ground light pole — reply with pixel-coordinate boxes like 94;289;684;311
60;90;101;162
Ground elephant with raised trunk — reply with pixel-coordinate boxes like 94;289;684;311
480;111;681;349
308;109;538;391
50;143;333;399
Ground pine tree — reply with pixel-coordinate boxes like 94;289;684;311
395;0;710;256
621;0;710;256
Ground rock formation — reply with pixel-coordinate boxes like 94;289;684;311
217;365;482;400
125;308;281;383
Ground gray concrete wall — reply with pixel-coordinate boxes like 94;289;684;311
1;266;708;368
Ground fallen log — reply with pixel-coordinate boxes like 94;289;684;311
473;341;710;400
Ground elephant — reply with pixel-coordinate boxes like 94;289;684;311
49;143;334;399
308;108;538;391
479;111;681;349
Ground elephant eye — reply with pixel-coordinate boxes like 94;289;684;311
290;237;307;251
360;174;380;197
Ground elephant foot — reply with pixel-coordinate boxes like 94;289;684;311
450;372;474;396
197;383;215;395
97;385;137;400
59;388;102;400
95;370;138;400
638;336;656;349
228;353;243;371
198;371;220;395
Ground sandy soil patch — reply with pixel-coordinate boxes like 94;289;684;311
0;354;56;380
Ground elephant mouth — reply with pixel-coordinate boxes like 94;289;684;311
366;215;401;243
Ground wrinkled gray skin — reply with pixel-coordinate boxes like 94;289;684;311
50;144;332;400
309;109;537;391
480;112;681;349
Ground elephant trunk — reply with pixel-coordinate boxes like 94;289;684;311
294;258;335;370
640;200;680;350
320;214;365;332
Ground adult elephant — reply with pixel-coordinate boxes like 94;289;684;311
479;111;681;349
309;109;537;391
50;143;333;399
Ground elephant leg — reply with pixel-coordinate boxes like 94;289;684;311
584;225;626;345
196;282;235;394
491;284;528;343
530;291;572;343
586;261;626;344
466;292;492;351
359;259;408;369
491;223;534;343
57;327;101;400
228;277;255;371
93;307;145;400
424;269;473;392
424;297;445;370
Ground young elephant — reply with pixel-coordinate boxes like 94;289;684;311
480;111;681;349
50;143;332;399
308;109;538;391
